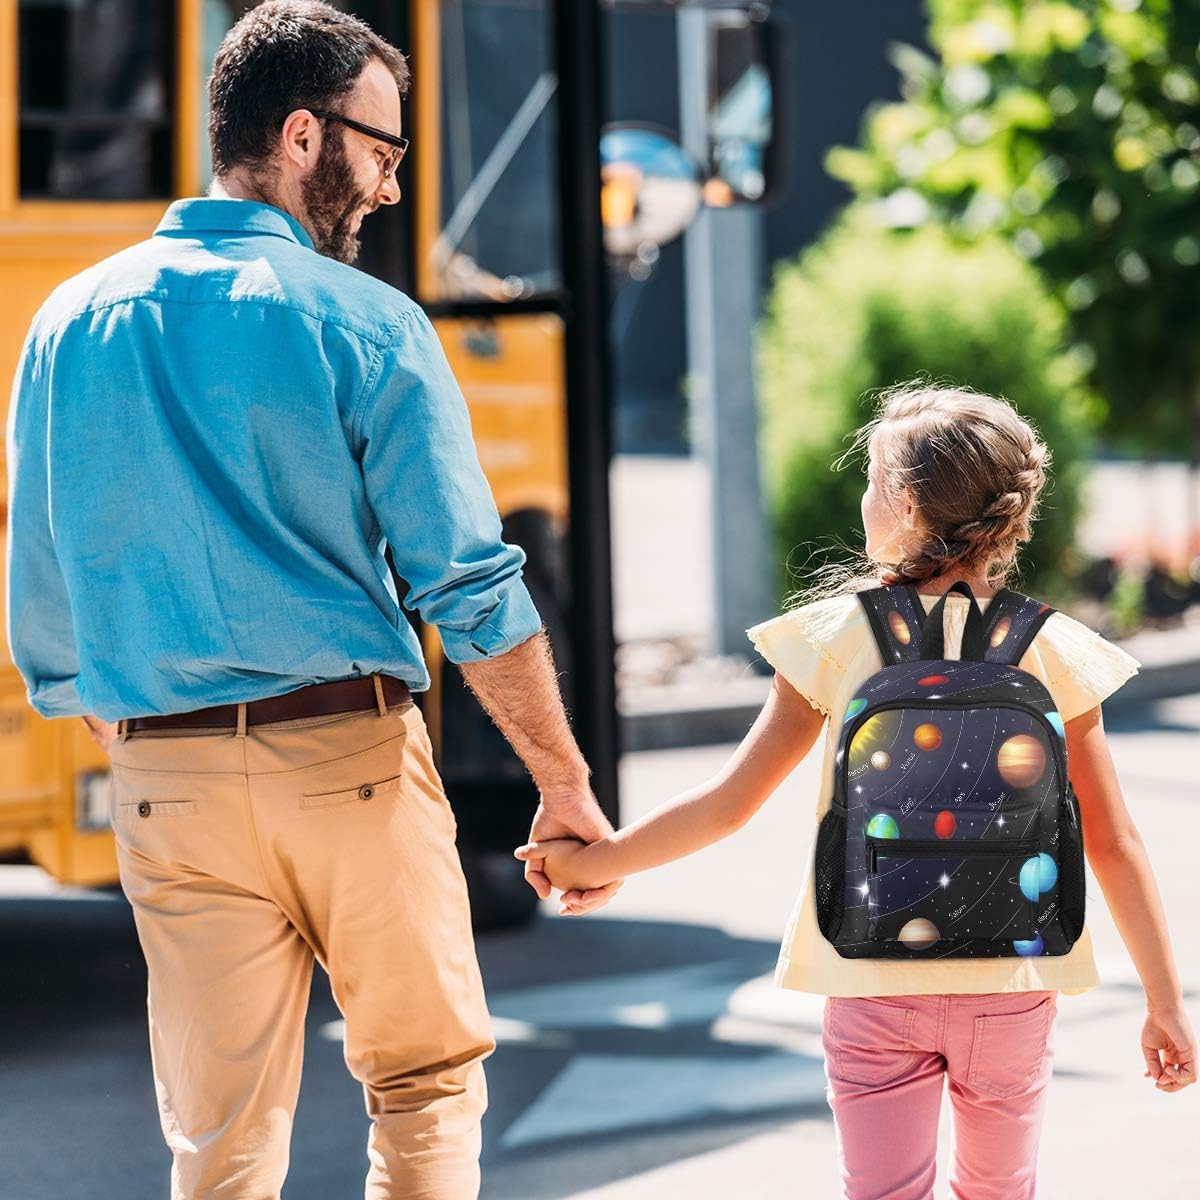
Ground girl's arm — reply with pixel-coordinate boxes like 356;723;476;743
1066;704;1195;1090
517;671;827;892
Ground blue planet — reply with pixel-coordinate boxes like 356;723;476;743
1045;710;1064;738
1019;853;1058;901
846;698;868;720
866;812;900;840
1013;932;1044;956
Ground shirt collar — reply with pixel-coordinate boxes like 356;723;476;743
154;198;315;251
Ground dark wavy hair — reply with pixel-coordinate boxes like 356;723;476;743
208;0;409;177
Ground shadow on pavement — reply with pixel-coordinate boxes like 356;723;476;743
0;890;828;1200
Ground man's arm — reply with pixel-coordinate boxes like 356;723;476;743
457;629;588;793
5;329;85;720
357;307;619;911
458;630;620;912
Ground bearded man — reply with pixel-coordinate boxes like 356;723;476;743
5;3;617;1197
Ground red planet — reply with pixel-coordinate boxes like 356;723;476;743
934;810;957;839
918;674;949;687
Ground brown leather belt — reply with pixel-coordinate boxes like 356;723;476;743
124;674;412;733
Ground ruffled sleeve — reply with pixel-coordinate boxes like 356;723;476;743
746;593;861;720
1025;611;1141;723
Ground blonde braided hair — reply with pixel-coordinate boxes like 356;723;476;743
785;382;1051;607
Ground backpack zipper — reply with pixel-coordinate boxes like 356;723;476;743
867;834;1040;873
836;697;1071;825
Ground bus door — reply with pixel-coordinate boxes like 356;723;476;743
356;1;618;927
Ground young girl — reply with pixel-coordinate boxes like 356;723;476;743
517;385;1196;1198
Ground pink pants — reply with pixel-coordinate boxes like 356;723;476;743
821;990;1059;1200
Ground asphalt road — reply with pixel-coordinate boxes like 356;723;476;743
2;696;1198;1199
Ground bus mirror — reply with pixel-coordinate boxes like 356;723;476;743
702;5;781;206
599;125;702;264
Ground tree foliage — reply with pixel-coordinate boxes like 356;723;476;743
828;0;1200;454
757;212;1095;603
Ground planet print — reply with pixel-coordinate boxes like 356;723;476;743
845;698;868;721
917;674;949;687
870;751;892;771
1019;853;1057;902
1013;932;1044;956
897;918;940;949
934;809;957;839
913;722;943;752
848;710;903;772
989;615;1012;648
887;610;912;645
996;734;1047;788
866;812;900;840
1045;710;1064;738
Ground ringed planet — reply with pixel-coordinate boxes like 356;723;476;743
887;610;912;645
897;918;940;949
996;734;1047;788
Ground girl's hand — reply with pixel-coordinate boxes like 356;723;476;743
514;837;613;898
1141;1003;1196;1092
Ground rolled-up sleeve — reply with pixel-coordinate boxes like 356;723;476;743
355;306;543;664
5;332;84;717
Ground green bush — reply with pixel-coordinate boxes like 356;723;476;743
757;209;1099;605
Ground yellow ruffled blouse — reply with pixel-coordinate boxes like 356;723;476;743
746;590;1141;998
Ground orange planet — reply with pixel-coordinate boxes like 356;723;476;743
887;610;912;645
913;723;942;751
897;918;940;949
996;734;1046;788
990;615;1012;648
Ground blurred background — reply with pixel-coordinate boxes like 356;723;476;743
1;1;1197;1196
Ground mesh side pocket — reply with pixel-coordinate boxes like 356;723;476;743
814;805;848;943
1058;783;1087;945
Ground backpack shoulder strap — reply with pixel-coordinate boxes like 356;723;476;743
980;588;1057;666
856;585;928;666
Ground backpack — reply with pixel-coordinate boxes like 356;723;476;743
814;581;1086;960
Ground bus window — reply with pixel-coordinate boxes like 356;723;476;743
423;0;560;303
18;0;175;199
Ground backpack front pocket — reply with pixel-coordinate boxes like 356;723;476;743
866;835;1042;946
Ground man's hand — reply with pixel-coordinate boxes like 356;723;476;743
456;632;625;915
525;785;623;916
81;715;117;756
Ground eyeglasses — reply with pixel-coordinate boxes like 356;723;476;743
308;109;410;179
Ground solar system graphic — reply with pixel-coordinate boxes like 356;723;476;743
816;585;1087;961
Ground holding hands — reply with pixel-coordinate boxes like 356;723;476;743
522;779;623;915
515;835;613;899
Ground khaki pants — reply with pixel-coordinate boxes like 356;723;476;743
109;689;494;1200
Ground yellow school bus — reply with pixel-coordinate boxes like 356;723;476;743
0;0;595;926
0;0;778;924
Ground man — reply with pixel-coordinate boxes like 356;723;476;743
6;3;617;1196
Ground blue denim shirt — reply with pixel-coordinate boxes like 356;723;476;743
6;198;542;720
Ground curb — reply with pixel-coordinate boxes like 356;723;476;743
619;646;1200;754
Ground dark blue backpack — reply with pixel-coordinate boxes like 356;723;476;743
815;581;1086;959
